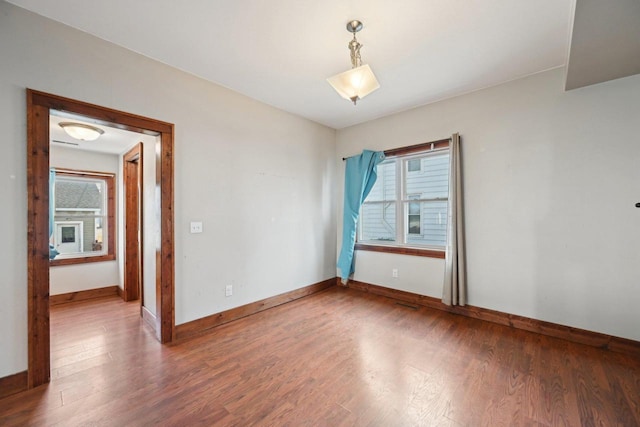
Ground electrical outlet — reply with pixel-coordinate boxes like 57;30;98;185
392;268;399;278
190;221;203;234
225;285;233;297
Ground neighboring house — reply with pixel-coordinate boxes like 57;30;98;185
52;178;104;255
361;153;449;247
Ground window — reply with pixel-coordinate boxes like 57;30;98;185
358;146;449;257
407;194;421;235
407;158;421;172
50;169;115;266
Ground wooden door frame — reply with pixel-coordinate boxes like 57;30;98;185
123;143;143;303
26;89;175;388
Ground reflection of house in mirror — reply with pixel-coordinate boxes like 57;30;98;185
53;176;105;255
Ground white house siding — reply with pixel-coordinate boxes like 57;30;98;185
53;177;103;254
361;153;450;246
406;153;449;199
54;211;97;253
367;161;397;201
406;153;449;246
360;161;396;241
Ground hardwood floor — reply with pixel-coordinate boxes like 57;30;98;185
1;287;639;426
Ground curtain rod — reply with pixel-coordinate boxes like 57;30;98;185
342;137;452;161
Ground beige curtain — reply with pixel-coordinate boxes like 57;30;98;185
443;133;466;306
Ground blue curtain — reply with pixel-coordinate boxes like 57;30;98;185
337;150;385;281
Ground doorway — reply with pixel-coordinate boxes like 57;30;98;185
54;222;83;254
26;89;175;388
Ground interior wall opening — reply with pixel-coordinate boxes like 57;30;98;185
27;90;175;388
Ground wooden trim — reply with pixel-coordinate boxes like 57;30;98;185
27;97;50;389
26;89;175;389
116;286;124;300
175;278;336;341
0;371;28;400
50;168;115;177
123;143;142;162
157;130;175;343
354;243;445;259
142;306;157;332
343;138;451;161
343;279;640;359
29;91;173;135
50;254;116;266
50;286;119;306
123;143;143;302
383;138;450;158
106;171;116;266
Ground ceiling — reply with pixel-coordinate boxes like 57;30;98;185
8;0;635;129
565;0;640;90
50;113;145;155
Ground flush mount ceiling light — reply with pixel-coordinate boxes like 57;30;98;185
327;20;380;105
59;122;105;141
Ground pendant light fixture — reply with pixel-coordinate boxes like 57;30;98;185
327;20;380;105
59;122;104;141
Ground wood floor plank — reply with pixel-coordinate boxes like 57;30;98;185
1;287;639;426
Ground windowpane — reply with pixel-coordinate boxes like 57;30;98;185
358;146;449;251
407;158;421;172
408;214;421;234
405;200;448;246
51;171;114;263
61;226;76;243
405;153;449;199
408;196;421;234
364;161;396;202
360;202;396;242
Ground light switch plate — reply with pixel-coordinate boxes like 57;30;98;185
190;221;203;233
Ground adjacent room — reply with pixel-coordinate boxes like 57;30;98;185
1;0;639;425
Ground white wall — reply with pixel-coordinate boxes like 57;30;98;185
0;2;336;378
336;68;640;341
49;145;120;295
143;137;159;315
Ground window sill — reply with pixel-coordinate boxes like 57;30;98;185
354;243;445;259
50;254;116;267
